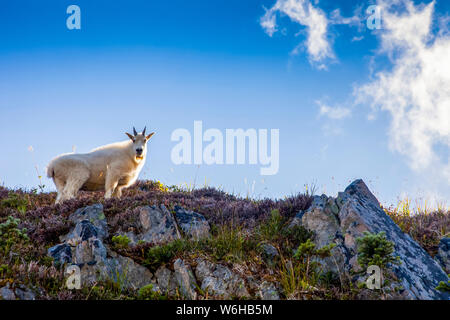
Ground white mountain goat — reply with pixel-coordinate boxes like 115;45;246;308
47;127;155;204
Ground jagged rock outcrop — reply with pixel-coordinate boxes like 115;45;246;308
48;204;154;289
41;180;448;300
296;179;449;300
435;237;450;274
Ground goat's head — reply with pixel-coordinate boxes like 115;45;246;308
125;126;155;161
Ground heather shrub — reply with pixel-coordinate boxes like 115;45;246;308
385;200;449;255
0;216;29;256
1;192;28;214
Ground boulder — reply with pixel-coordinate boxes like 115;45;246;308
63;204;108;242
258;281;280;300
174;206;210;239
0;284;16;300
260;243;279;265
154;261;198;300
293;179;449;300
48;204;153;290
195;258;249;299
155;266;177;295
0;283;36;300
173;259;198;300
133;205;181;244
301;195;350;275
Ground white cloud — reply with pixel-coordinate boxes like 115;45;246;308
260;0;333;66
351;36;364;42
329;8;363;27
317;101;351;119
355;0;450;183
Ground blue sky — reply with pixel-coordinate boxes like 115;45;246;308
0;0;449;207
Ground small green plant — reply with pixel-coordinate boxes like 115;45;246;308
204;224;253;262
294;239;336;278
283;225;315;248
138;284;167;300
0;216;29;255
1;192;28;214
0;264;9;277
278;239;336;297
356;231;400;269
256;209;284;242
435;278;450;293
111;235;131;249
143;239;189;272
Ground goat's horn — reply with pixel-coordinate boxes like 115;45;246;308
142;126;146;136
133;127;137;136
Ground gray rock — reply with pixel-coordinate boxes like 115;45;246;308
48;243;72;265
48;204;153;290
0;284;16;300
173;259;198;300
435;237;450;274
0;283;35;300
136;205;181;244
300;179;449;300
174;206;210;239
67;240;153;290
64;204;108;241
195;258;249;299
301;195;349;274
340;180;449;300
155;266;176;295
106;251;154;290
260;243;279;264
288;210;304;229
14;286;36;300
258;281;280;300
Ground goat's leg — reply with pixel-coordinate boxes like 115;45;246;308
104;171;119;199
112;186;123;198
54;178;66;204
61;168;89;202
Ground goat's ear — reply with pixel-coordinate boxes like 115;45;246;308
146;132;155;141
125;132;135;141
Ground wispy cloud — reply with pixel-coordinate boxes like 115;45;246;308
317;101;351;119
260;0;333;67
355;0;450;183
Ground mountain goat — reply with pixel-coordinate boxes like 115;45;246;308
47;127;155;204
